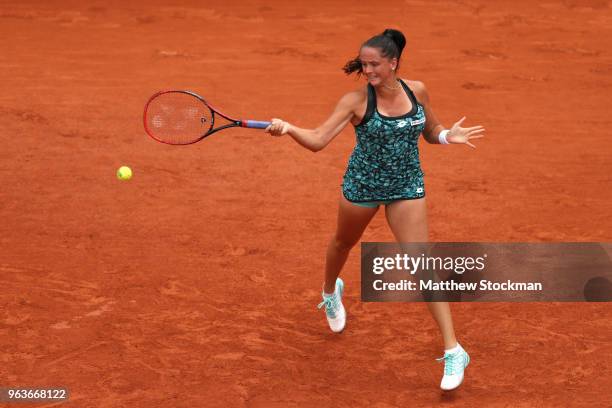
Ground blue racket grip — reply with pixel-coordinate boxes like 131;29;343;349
242;120;271;129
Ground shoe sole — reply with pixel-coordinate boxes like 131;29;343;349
336;278;345;332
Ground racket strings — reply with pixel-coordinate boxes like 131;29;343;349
145;92;212;145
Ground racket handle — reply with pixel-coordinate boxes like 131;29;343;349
242;120;271;129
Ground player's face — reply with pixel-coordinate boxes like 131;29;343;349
359;46;397;86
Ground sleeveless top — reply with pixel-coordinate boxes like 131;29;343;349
342;79;427;202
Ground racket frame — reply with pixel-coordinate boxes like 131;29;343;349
143;90;268;145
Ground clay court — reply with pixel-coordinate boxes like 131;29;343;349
1;0;611;406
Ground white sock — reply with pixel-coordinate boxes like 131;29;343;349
445;343;461;355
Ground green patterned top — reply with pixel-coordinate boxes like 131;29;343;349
342;80;426;202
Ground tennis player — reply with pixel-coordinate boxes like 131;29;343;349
266;29;484;391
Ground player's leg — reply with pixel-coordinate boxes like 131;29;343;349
384;198;457;345
319;195;379;333
384;198;469;390
324;195;379;293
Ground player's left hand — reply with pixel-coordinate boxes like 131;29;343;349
447;117;485;148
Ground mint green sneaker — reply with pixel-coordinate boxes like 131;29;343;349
317;278;346;333
437;344;470;391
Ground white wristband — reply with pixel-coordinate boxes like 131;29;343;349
438;129;450;145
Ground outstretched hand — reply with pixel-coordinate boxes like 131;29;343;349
447;117;485;148
265;118;291;136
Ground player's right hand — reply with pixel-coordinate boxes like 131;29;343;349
266;118;291;136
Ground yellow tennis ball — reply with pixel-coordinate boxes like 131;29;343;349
117;166;132;180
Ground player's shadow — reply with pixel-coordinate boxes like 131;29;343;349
439;391;459;402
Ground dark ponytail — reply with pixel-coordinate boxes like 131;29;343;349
342;57;362;75
343;28;407;76
382;28;406;57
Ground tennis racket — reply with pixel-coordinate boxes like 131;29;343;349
143;90;271;145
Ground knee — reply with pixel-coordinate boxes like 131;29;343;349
330;235;357;252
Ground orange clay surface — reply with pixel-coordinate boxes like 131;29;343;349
1;1;611;407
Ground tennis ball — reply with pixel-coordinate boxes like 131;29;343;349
117;166;132;181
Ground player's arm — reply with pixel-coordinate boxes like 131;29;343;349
266;91;362;152
411;80;486;147
409;81;445;144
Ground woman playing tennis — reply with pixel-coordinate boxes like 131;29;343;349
266;28;484;391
